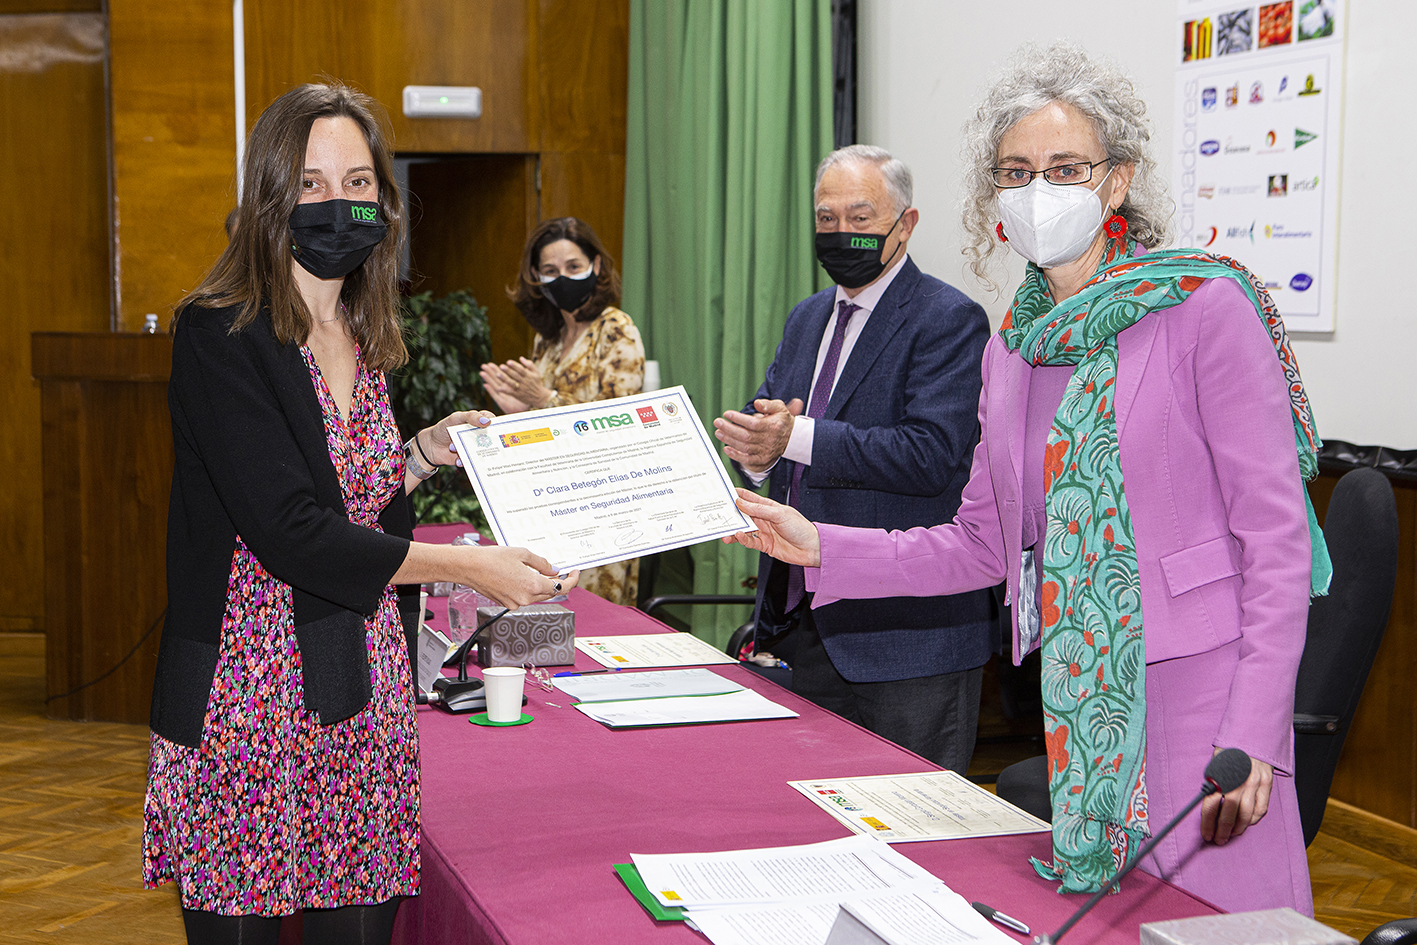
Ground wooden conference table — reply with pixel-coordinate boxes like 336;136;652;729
391;532;1217;945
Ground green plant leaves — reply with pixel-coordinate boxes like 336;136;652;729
387;290;493;526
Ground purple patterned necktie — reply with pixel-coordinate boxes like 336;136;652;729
784;299;860;612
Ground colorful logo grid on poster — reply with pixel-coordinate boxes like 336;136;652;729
1259;2;1293;47
1183;0;1334;59
1217;9;1254;55
1297;0;1336;40
1183;17;1213;61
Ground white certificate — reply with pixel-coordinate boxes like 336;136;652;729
630;836;942;909
573;688;798;729
687;887;1010;945
575;632;738;669
788;771;1051;842
552;668;743;702
450;386;752;572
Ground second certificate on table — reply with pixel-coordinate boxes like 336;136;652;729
450;386;752;572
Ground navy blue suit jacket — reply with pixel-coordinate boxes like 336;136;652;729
739;258;998;682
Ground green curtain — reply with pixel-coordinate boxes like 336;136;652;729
622;0;834;647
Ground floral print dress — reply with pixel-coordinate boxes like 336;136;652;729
533;306;645;605
143;344;419;915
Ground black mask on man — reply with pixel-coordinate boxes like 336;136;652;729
813;209;906;289
289;199;388;280
540;270;598;313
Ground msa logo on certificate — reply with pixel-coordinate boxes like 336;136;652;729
572;412;635;435
499;427;553;448
636;405;660;428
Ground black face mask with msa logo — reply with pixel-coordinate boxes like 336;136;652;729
289;199;388;280
813;209;906;289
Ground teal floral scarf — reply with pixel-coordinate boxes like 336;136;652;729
1000;238;1330;894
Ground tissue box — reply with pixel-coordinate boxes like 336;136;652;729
1140;909;1356;945
476;604;576;668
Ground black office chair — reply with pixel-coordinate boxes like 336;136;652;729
996;468;1400;841
1291;466;1398;845
1361;920;1417;945
639;594;796;687
639;594;758;655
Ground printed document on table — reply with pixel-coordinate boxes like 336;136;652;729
629;836;941;909
788;771;1050;842
686;886;1011;945
414;623;457;694
574;688;796;728
449;387;752;573
576;632;737;668
553;668;743;702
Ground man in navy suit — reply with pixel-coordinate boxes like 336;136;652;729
714;145;995;771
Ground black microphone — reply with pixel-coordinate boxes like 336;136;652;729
1036;748;1253;944
431;607;509;713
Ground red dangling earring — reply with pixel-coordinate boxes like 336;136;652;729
1104;214;1128;239
996;222;1009;243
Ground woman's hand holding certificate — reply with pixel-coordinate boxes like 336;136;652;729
450;387;752;572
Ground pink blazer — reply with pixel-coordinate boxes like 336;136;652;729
805;275;1311;773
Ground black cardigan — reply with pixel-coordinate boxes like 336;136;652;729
151;304;414;747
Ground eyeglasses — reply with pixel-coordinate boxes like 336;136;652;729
523;662;554;692
991;159;1110;189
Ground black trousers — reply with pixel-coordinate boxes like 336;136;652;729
181;899;401;945
791;607;983;772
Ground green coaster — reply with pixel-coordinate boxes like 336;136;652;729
468;712;533;727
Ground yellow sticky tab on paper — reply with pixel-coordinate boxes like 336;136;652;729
661;890;682;901
499;427;554;447
861;817;891;831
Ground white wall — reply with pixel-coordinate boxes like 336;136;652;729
859;0;1417;447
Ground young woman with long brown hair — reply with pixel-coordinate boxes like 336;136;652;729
143;82;576;945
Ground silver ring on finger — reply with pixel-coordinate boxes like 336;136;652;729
552;580;563;593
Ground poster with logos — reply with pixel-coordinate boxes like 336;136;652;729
1173;0;1343;331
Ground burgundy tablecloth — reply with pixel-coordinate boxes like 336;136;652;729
394;534;1217;945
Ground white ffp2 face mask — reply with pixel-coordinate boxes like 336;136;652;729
996;166;1114;269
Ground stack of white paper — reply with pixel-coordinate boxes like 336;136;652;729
553;667;743;702
575;632;737;668
629;836;1012;945
574;687;797;728
559;668;797;729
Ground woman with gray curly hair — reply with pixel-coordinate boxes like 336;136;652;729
727;41;1325;914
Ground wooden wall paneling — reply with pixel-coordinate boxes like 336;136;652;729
534;0;629;156
535;0;628;265
241;1;382;123
35;333;173;723
108;0;236;330
1310;474;1417;828
243;0;534;154
0;1;99;12
0;12;108;632
538;151;628;273
407;155;538;369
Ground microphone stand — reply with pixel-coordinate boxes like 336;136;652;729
431;607;509;712
1037;749;1251;944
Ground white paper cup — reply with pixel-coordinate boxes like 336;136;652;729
482;667;525;723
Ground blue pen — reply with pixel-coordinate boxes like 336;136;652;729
552;669;619;677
